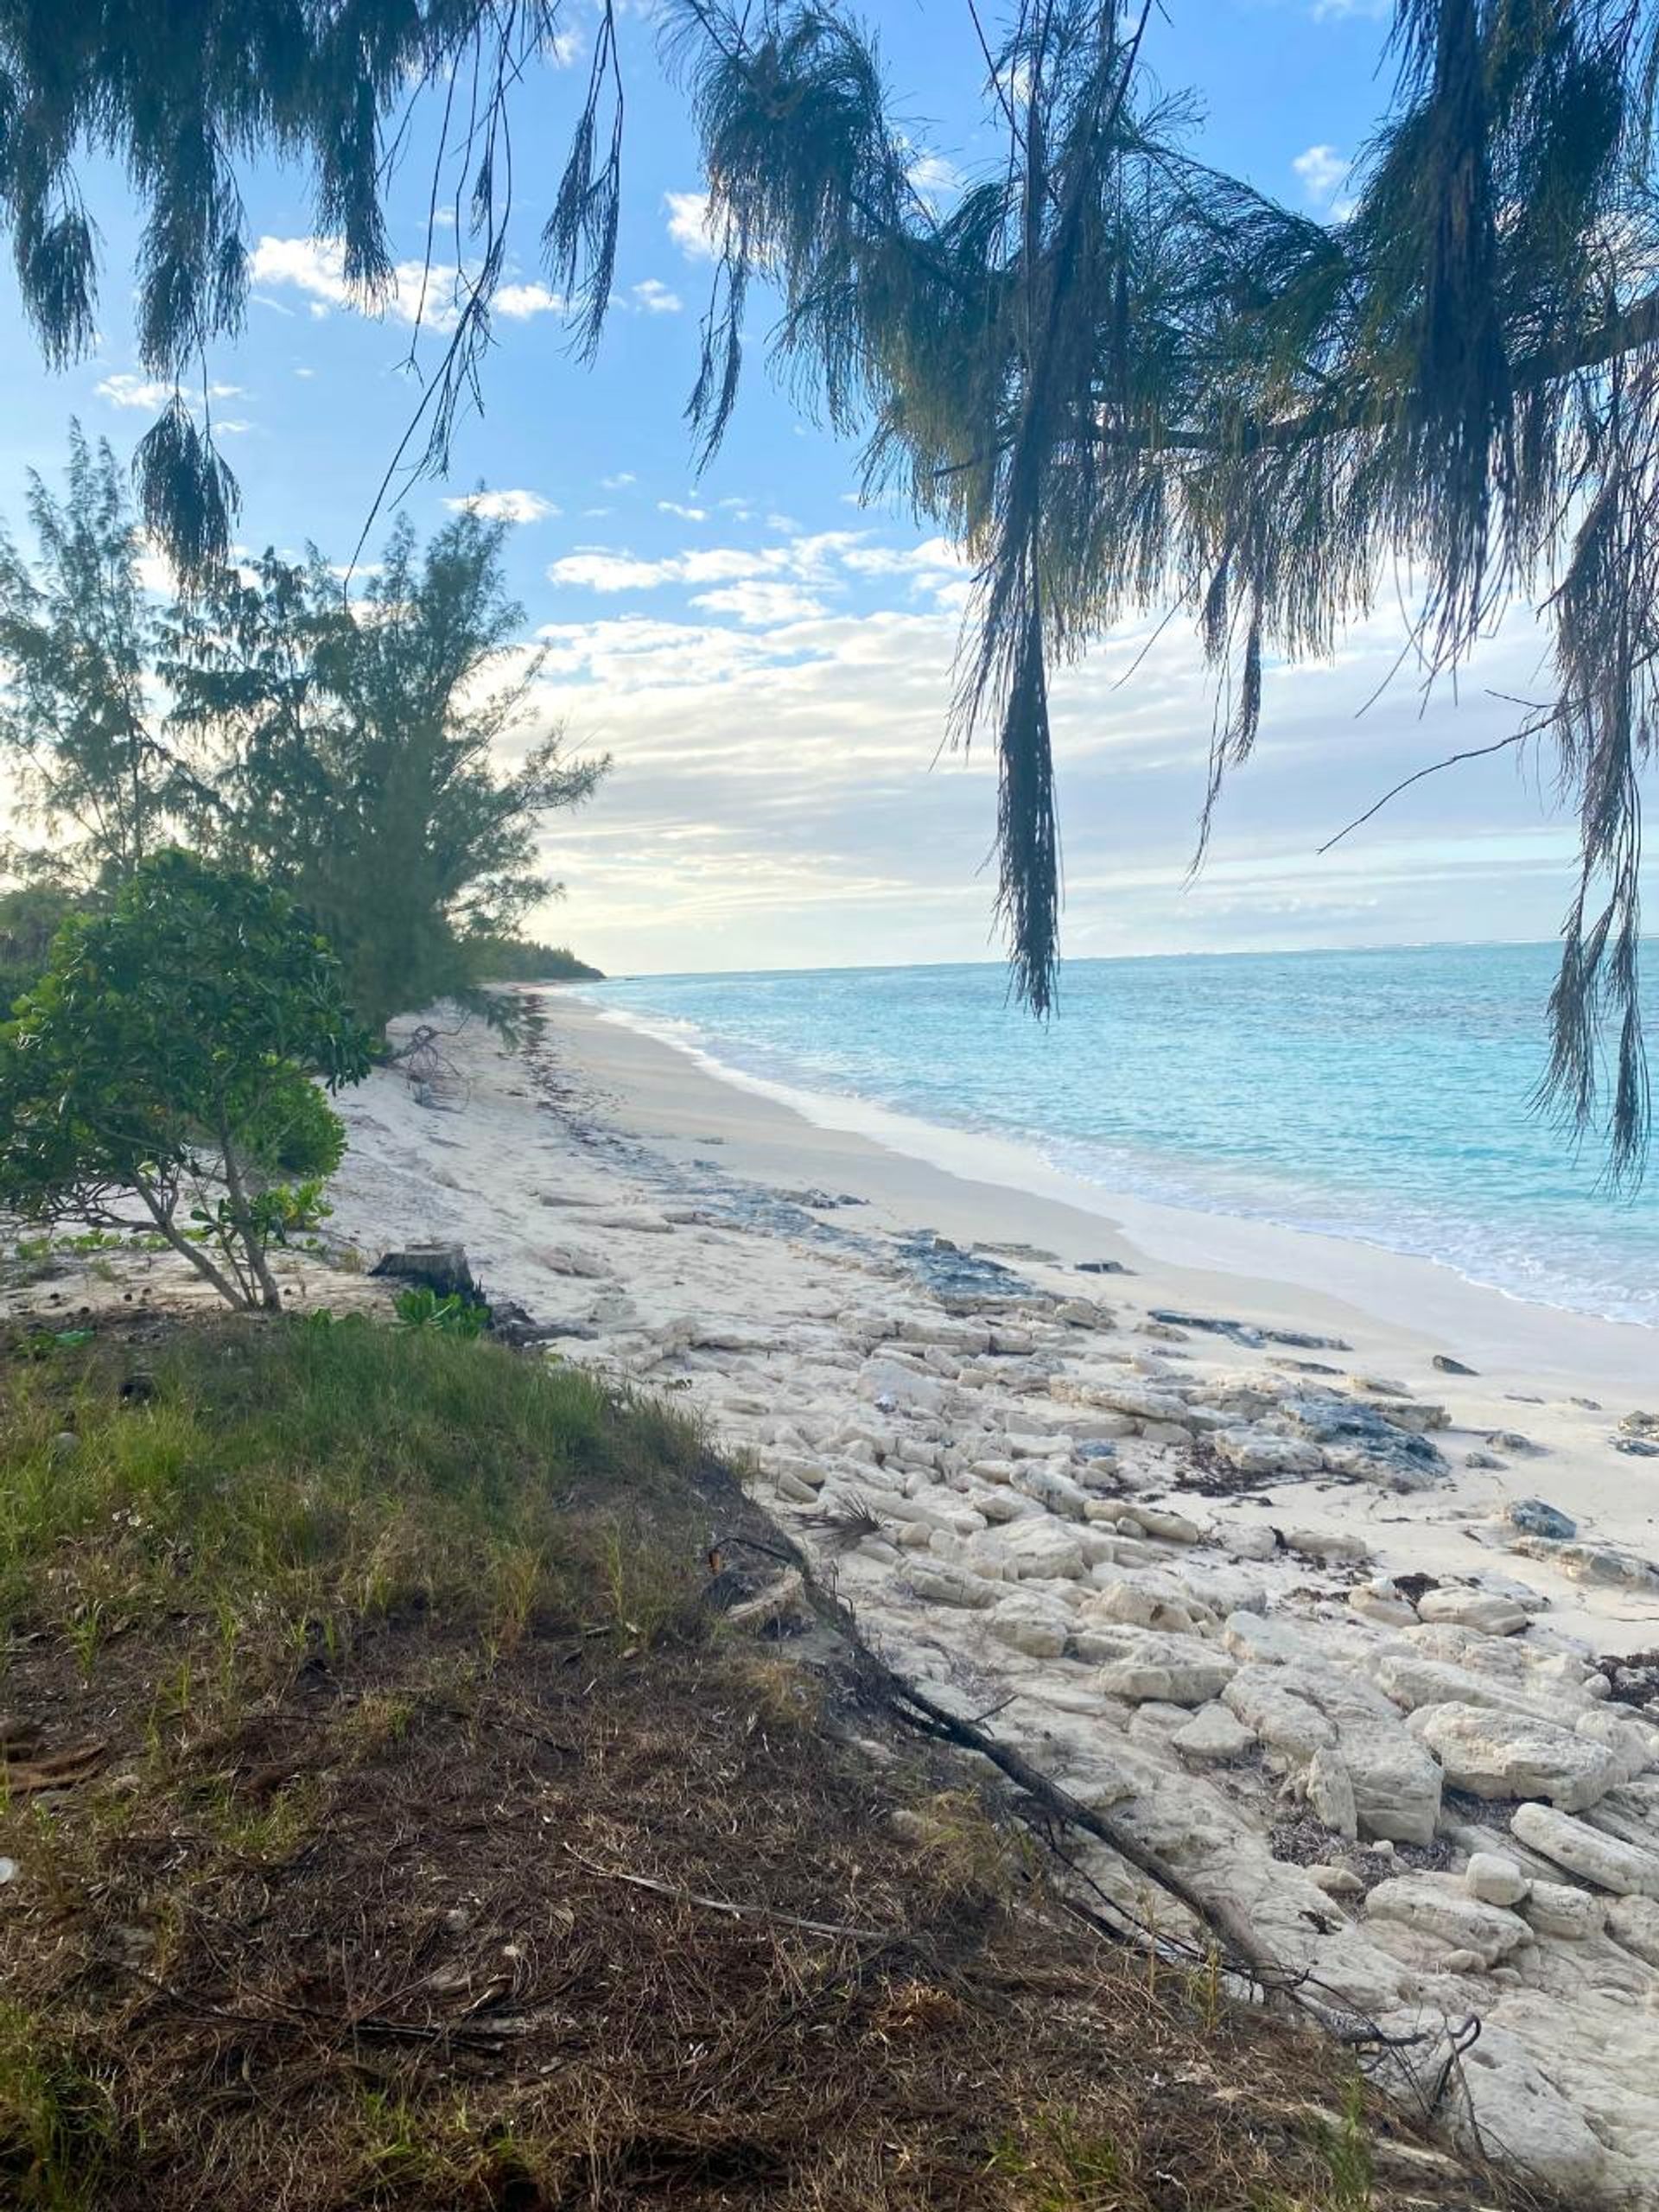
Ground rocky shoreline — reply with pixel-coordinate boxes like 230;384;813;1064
11;992;1656;2202
321;1000;1659;2205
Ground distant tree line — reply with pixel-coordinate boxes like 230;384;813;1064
0;424;607;1031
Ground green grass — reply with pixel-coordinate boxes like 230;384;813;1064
0;1318;715;1653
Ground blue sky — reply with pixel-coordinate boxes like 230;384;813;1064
0;0;1606;976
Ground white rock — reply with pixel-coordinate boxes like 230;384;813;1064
1219;1609;1333;1669
1376;1649;1584;1722
1306;1863;1365;1897
1010;1462;1092;1520
859;1357;944;1413
1229;1524;1281;1562
1415;1587;1529;1636
1510;1802;1659;1897
1574;1706;1659;1784
1307;1746;1358;1839
1410;1702;1621;1811
1338;1718;1444;1847
1086;1576;1198;1635
1522;1878;1605;1940
1284;1527;1370;1565
985;1592;1073;1658
1211;1427;1325;1477
972;1517;1086;1582
1363;1874;1532;1966
1222;1666;1338;1763
1374;2017;1605;2196
1462;1851;1529;1906
1092;1629;1236;1706
1351;1581;1418;1628
1171;1702;1254;1761
1133;1505;1204;1544
904;1564;995;1609
1606;1894;1659;1966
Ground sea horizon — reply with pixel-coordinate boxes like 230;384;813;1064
579;943;1658;1332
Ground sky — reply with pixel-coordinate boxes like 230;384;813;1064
0;0;1614;978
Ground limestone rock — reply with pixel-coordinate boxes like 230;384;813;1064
1363;1874;1532;1967
1222;1666;1337;1763
1351;1580;1418;1629
1510;1802;1659;1897
1414;1587;1529;1636
1171;1702;1254;1762
1220;1609;1332;1669
1092;1629;1236;1706
905;1564;995;1609
1606;1894;1659;1967
1522;1879;1605;1940
1338;1717;1443;1847
1211;1427;1325;1478
1374;2016;1605;2197
1410;1702;1622;1811
1283;1527;1370;1565
973;1518;1086;1582
1465;1852;1530;1906
1307;1747;1358;1839
985;1592;1074;1658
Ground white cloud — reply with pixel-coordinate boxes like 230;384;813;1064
547;551;683;591
445;488;560;524
214;418;252;435
519;586;1574;982
249;236;564;332
601;472;637;490
95;372;176;410
907;150;965;210
691;582;828;626
630;277;683;314
495;281;565;319
664;188;718;260
545;526;956;606
550;26;583;65
1293;143;1351;208
658;499;707;522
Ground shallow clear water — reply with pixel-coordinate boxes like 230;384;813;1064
584;945;1659;1327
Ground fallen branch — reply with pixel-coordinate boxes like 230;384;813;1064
563;1847;892;1942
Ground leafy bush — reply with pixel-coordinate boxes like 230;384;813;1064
0;850;370;1311
392;1287;492;1338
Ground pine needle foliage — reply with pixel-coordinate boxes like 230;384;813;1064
1;2;1657;1172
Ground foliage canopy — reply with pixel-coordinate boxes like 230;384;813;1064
0;849;372;1309
0;3;1656;1169
0;437;606;1027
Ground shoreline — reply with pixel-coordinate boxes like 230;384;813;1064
572;990;1656;1408
320;988;1659;2199
577;985;1658;1345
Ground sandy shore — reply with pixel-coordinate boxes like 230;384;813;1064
538;993;1659;1639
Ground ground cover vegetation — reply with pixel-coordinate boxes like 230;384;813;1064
0;1313;1565;2211
0;2;1649;1170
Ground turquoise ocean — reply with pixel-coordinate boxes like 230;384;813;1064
582;944;1659;1329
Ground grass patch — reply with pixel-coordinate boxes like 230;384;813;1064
0;1318;718;1652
